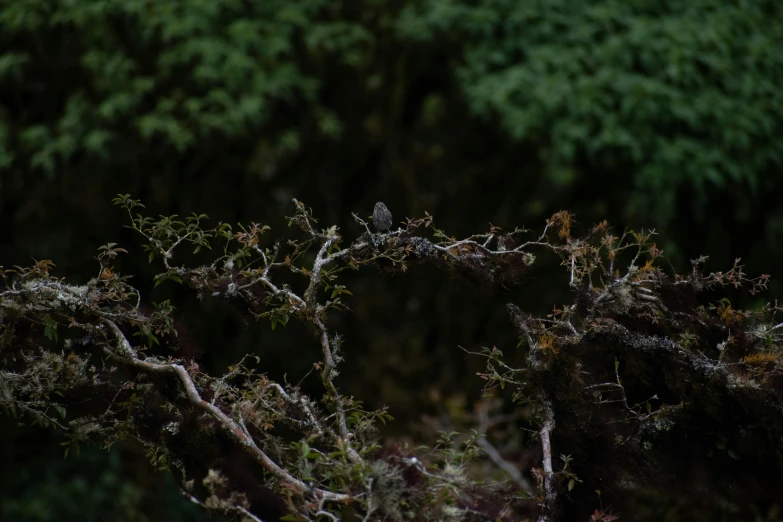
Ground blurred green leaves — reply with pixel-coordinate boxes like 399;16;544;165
0;447;208;522
0;0;357;165
399;0;783;222
2;0;781;225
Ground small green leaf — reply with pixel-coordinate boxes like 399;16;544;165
568;479;575;491
728;449;740;460
53;404;66;418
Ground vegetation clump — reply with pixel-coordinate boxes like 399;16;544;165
1;197;781;521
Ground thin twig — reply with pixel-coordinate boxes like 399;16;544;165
537;400;556;522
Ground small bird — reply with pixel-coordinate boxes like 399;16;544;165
372;201;393;233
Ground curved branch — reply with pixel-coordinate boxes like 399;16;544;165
101;319;350;503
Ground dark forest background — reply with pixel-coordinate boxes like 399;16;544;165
1;1;782;520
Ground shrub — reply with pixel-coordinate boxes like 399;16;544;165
1;197;781;521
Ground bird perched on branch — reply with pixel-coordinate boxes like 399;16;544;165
372;202;393;233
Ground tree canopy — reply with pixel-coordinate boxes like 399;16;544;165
2;0;782;257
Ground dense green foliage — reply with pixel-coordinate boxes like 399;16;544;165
2;0;782;230
399;0;783;221
0;443;206;522
1;0;347;164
